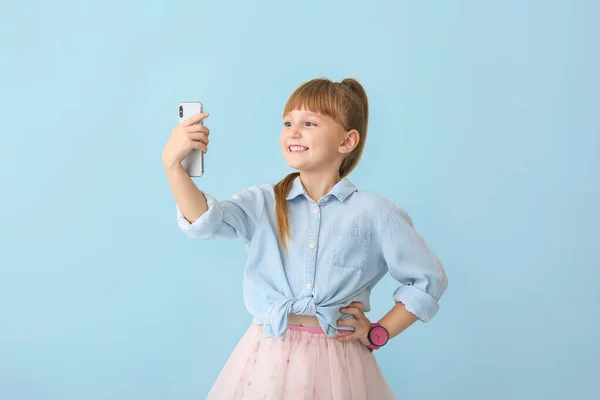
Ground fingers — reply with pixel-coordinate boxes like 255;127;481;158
337;303;371;346
189;132;209;145
337;318;357;327
336;333;357;343
348;302;365;311
182;112;209;127
339;302;364;315
338;315;370;331
339;307;361;316
189;139;207;153
186;124;210;134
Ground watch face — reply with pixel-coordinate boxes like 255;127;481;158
370;326;388;346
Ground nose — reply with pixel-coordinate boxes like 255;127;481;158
291;130;301;138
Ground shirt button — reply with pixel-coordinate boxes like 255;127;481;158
313;207;319;214
306;283;312;290
309;242;316;249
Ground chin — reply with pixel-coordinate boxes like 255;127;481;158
285;160;305;170
283;150;322;173
282;154;302;170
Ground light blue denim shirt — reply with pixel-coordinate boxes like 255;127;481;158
176;177;448;338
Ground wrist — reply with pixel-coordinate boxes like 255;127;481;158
164;161;185;173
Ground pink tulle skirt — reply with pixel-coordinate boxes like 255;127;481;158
206;324;395;399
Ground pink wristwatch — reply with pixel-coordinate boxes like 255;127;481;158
367;322;389;352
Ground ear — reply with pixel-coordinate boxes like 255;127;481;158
338;129;360;154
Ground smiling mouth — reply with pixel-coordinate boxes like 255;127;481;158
289;145;309;153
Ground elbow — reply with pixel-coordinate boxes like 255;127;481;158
435;262;449;301
177;216;201;239
175;199;223;240
392;269;447;323
392;284;439;322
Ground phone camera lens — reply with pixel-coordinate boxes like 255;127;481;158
179;106;183;117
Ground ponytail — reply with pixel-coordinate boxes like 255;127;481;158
339;78;369;178
340;78;369;120
274;172;300;250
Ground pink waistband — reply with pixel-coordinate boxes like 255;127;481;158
287;324;352;335
287;324;326;334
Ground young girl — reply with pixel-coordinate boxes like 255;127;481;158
162;78;448;399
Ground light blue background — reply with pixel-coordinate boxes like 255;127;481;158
1;1;598;399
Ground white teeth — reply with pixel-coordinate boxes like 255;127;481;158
289;145;308;152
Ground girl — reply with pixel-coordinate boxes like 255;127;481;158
162;77;448;399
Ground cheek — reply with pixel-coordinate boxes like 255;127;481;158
279;132;286;147
319;134;341;152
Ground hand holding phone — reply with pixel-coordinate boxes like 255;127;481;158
162;102;209;177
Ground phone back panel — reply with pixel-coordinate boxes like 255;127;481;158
179;102;204;177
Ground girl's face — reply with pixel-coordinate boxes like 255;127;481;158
280;108;355;174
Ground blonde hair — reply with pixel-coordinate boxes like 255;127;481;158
274;77;369;249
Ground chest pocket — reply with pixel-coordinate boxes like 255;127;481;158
332;225;371;270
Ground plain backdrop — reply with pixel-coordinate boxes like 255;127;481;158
1;1;599;399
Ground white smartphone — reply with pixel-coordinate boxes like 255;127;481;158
178;101;204;177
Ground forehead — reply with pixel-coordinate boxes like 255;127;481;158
284;108;325;119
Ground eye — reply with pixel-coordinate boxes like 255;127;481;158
305;121;317;127
284;121;291;127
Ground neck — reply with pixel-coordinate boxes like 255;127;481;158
298;170;342;202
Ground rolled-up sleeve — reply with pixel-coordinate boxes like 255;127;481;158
176;186;265;243
381;204;448;322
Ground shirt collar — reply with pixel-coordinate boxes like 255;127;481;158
286;176;357;202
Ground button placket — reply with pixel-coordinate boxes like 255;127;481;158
305;201;320;294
